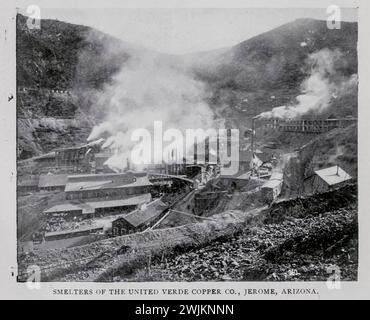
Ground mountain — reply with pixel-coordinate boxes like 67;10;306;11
16;15;357;159
189;18;357;118
16;14;149;159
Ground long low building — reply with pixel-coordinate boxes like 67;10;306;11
44;225;104;241
17;175;39;193
44;193;152;218
111;198;168;235
64;172;152;201
38;173;69;191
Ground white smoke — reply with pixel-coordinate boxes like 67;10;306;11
87;54;216;171
258;48;358;119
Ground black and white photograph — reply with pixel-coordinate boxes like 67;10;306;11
13;5;360;284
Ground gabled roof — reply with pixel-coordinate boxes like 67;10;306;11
38;173;69;188
118;198;168;228
314;166;352;186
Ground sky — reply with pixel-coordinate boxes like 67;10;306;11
23;7;358;54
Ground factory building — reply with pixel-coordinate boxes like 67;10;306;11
91;152;115;173
17;175;39;194
33;152;56;168
43;171;153;219
64;172;152;201
261;170;284;203
111;198;168;235
55;145;92;169
38;173;69;192
44;225;104;241
54;139;103;169
304;165;352;194
218;171;251;190
254;117;357;134
43;193;151;219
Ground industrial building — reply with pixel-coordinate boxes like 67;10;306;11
91;152;115;173
33;152;56;168
261;170;284;203
64;172;152;201
253;117;357;134
43;193;151;219
17;175;39;194
38;173;69;192
44;225;104;241
55;145;93;169
111;198;168;235
43;171;153;218
304;165;352;194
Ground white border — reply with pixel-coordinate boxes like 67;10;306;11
1;0;369;300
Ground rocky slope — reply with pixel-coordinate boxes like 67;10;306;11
17;13;138;158
127;186;357;282
188;18;358;119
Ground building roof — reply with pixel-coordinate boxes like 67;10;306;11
262;170;284;189
64;172;152;192
94;152;113;158
87;194;151;212
33;151;56;161
236;171;251;180
262;179;282;189
38;173;69;188
314;166;352;186
18;176;39;187
55;139;104;152
44;193;151;215
55;145;85;152
45;225;103;237
44;202;83;214
118;198;168;228
220;169;251;179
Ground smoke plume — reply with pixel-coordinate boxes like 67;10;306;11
258;48;358;119
87;53;217;171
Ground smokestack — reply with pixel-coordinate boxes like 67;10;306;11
251;116;258;157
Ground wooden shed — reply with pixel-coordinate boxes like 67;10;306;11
111;199;168;235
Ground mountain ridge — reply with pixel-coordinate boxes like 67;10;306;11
16;14;358;159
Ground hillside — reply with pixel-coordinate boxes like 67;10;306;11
16;15;358;159
16;14;135;90
16;14;143;158
17;184;357;281
190;18;357;119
